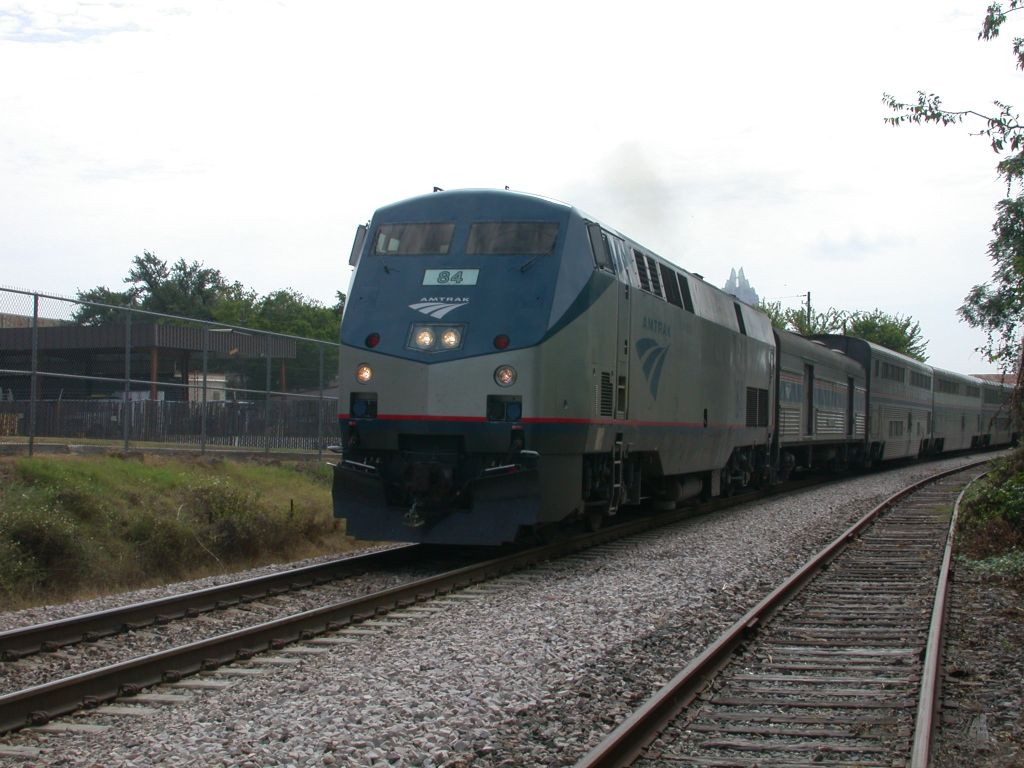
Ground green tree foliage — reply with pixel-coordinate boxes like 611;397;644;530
74;251;250;324
758;300;846;336
883;2;1024;381
73;286;136;324
74;252;344;343
758;300;929;361
124;251;252;320
250;289;341;341
844;310;929;361
758;299;789;330
73;253;345;394
786;307;848;338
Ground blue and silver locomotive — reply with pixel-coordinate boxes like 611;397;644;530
333;189;1016;545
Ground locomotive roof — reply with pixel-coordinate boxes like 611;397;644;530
373;188;575;219
372;188;635;248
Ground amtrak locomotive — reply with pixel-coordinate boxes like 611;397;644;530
333;189;1016;545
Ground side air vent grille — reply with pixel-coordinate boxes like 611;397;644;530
746;387;769;428
598;371;614;417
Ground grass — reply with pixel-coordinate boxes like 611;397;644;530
0;453;358;610
957;449;1024;587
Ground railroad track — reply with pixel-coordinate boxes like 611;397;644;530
0;486;765;737
0;458;991;746
0;544;426;661
578;461;986;768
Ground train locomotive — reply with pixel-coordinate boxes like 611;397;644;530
332;189;1017;545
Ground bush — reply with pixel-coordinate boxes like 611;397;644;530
959;452;1024;579
0;505;95;590
123;511;200;576
0;538;40;599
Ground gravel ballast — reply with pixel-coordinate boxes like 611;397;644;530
0;454;1015;767
934;561;1024;767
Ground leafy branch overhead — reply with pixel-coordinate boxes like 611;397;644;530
881;92;1024;186
883;2;1024;373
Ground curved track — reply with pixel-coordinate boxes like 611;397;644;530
577;461;985;768
0;460;988;747
0;488;757;736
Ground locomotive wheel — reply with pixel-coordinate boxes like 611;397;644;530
585;507;605;532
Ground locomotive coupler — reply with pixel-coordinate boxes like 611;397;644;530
404;501;425;528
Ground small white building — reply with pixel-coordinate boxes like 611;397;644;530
188;372;229;402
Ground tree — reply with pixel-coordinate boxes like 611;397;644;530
758;299;789;330
74;252;345;340
845;309;928;362
73;286;137;325
73;252;346;393
883;2;1024;381
73;251;253;325
123;251;251;321
759;299;929;361
786;307;848;338
251;289;340;342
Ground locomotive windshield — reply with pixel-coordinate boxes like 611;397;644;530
374;223;454;255
372;221;559;256
466;222;558;255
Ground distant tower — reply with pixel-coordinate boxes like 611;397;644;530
723;267;760;305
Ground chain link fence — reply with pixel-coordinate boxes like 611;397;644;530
0;287;339;456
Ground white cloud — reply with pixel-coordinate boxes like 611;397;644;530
0;0;1018;373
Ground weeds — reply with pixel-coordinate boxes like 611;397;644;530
959;451;1024;586
0;454;351;609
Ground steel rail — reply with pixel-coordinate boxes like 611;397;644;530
0;473;816;662
0;503;744;736
910;470;985;767
574;459;989;768
0;544;420;660
0;459;990;738
0;471;845;736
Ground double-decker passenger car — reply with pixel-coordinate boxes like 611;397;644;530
811;336;935;462
931;368;984;453
773;330;866;477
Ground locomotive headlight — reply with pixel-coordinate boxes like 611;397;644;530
441;328;461;348
494;365;517;387
407;323;465;352
415;328;436;349
355;364;373;384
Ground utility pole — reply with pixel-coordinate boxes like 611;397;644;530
806;291;812;329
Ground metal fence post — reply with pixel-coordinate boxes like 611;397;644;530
317;345;325;461
28;294;39;457
201;325;209;455
0;287;341;458
265;343;272;455
123;311;131;451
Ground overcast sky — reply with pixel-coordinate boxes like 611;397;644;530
0;1;1019;374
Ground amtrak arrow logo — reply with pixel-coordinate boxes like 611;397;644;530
636;337;669;398
409;300;469;319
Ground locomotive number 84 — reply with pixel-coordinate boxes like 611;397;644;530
332;189;1016;545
